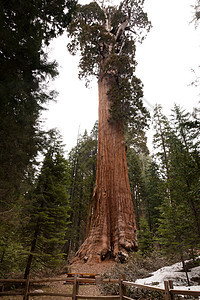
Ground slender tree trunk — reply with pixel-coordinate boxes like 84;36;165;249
134;187;140;230
0;248;6;264
24;220;40;279
181;254;190;286
185;179;200;238
75;73;138;263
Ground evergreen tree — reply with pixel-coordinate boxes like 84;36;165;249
65;124;98;258
153;105;200;273
0;0;76;216
23;131;70;278
127;148;146;228
126;125;164;234
153;105;173;185
157;198;192;285
0;0;76;274
169;105;200;239
0;201;25;276
144;160;165;233
138;217;154;255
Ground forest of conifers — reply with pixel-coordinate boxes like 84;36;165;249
0;0;200;278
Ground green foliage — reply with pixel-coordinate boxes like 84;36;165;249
67;0;150;127
127;148;146;226
0;0;76;275
158;199;192;256
153;105;173;181
107;59;149;129
138;217;154;255
67;2;107;78
153;105;200;257
0;202;26;276
0;0;76;216
144;160;165;232
23;131;71;275
65;123;98;257
126;132;163;234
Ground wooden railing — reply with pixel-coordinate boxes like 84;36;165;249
0;273;200;299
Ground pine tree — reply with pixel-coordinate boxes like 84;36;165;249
157;198;192;285
0;0;76;219
153;105;200;282
24;132;70;278
144;160;165;233
169;105;200;239
0;0;76;275
138;217;154;255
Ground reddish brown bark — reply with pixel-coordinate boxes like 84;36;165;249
75;73;138;263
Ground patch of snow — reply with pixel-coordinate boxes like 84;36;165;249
135;259;200;292
190;266;200;279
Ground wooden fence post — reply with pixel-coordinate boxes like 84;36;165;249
119;274;126;300
23;275;30;300
0;283;4;292
164;281;173;300
72;274;79;300
95;275;103;285
168;280;175;300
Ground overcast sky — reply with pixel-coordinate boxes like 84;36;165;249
42;0;200;153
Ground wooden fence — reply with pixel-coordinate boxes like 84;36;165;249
0;273;200;299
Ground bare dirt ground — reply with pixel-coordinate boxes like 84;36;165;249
70;259;115;274
41;261;116;300
1;261;115;300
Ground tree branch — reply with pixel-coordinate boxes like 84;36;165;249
118;40;126;56
115;18;129;41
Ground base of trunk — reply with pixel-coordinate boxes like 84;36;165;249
72;237;138;264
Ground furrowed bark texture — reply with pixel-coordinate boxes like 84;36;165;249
75;74;138;263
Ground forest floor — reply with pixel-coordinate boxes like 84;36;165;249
43;260;115;300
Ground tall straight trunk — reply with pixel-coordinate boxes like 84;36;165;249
75;74;138;263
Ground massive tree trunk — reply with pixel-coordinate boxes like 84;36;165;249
75;72;138;263
68;0;150;263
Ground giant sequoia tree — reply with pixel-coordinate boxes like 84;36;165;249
68;0;150;262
